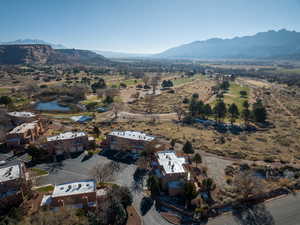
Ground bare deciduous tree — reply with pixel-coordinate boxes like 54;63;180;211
96;89;106;98
92;163;115;183
142;75;150;86
149;115;160;125
112;102;124;119
233;171;265;200
144;95;154;114
105;88;120;98
173;105;185;122
22;207;88;225
150;75;161;95
22;82;39;99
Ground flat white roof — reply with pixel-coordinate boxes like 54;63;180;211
52;180;96;197
0;164;21;182
109;131;155;141
156;150;186;174
8;111;36;118
47;132;86;142
9;121;39;134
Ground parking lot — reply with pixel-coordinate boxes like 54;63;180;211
0;150;171;225
33;151;137;187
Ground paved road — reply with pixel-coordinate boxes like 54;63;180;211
208;194;300;225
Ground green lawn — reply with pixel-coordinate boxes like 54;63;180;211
30;168;48;176
172;74;203;86
222;82;250;111
211;82;250;123
0;88;10;94
35;185;54;193
107;78;142;88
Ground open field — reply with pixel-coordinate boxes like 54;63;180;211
239;78;271;88
222;82;250;111
273;68;300;75
128;75;215;113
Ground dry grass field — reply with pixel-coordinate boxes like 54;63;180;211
128;75;215;113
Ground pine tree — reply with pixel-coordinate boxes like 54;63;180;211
228;103;239;124
192;153;202;168
213;100;227;123
183;141;194;154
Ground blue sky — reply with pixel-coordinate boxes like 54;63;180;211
1;0;300;53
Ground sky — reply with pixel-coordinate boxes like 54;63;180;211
1;0;300;53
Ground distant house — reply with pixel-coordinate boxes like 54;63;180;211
40;180;106;210
153;150;190;196
6;120;44;149
7;111;37;126
106;131;159;153
0;161;29;204
46;132;95;156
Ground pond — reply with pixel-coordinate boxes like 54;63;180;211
35;100;71;112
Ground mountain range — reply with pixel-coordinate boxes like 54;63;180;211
1;29;300;63
0;39;67;49
156;29;300;60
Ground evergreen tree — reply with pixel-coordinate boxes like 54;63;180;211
184;182;197;203
228;103;239;124
202;177;216;199
252;99;267;123
203;104;213;119
93;126;100;138
147;175;160;197
183;141;194;154
196;100;205;118
213;100;227;123
242;100;251;126
189;97;198;117
192;153;202;168
170;139;176;149
0;96;12;107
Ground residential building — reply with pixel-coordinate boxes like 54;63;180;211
105;131;157;153
8;111;37;125
6;120;44;149
40;180;106;210
46;132;94;156
0;161;29;204
153;150;190;196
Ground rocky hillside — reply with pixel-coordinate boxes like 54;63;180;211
0;44;110;65
0;44;54;64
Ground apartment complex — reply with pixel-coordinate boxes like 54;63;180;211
153;150;190;196
40;180;105;209
46;132;94;156
106;131;157;153
8;111;37;125
0;162;29;203
6;120;44;149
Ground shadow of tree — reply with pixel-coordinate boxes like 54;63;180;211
232;204;275;225
43;161;64;173
140;197;154;216
131;168;147;193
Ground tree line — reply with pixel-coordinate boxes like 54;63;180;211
185;94;267;125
